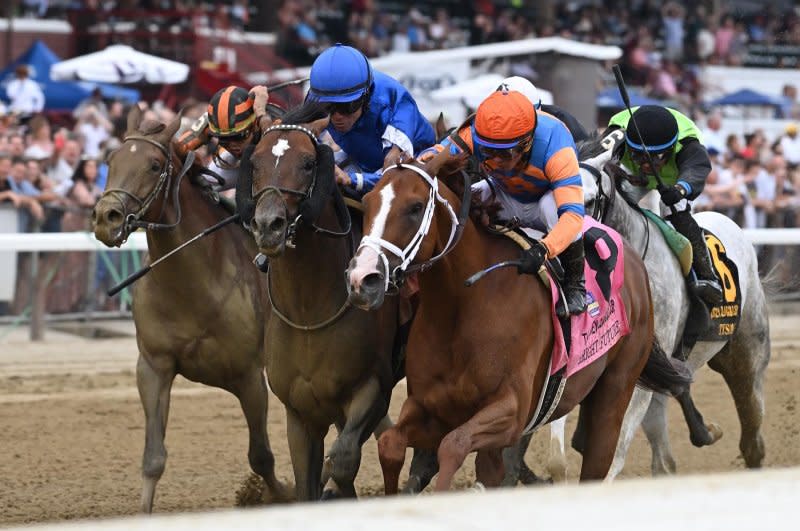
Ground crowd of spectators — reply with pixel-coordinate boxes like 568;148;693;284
0;88;185;316
693;111;800;276
4;0;800;310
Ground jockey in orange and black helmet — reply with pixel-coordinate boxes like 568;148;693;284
177;85;272;190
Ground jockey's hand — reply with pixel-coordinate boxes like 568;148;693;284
517;240;549;275
334;166;352;187
249;85;269;116
660;183;687;206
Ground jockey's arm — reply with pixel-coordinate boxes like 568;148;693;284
540;145;585;258
674;138;712;200
174;113;210;158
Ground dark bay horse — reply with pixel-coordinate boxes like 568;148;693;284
346;150;690;491
237;102;433;500
92;106;289;511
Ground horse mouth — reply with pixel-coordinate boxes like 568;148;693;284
93;221;127;248
346;269;386;311
256;234;286;258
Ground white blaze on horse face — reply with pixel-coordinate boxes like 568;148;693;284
271;138;290;168
129;144;136;153
350;183;396;290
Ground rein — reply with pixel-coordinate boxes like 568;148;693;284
100;135;196;239
357;162;472;291
256;123;354;331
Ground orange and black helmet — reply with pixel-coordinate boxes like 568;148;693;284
207;86;255;137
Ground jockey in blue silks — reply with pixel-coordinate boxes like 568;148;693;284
304;44;436;195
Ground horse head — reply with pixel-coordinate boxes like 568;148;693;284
92;105;183;246
240;103;334;256
347;148;465;310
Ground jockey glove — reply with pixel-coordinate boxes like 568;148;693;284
517;240;549;275
660;183;688;206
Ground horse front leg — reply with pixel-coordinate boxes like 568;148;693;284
286;406;325;501
322;377;387;499
235;368;291;502
435;396;518;492
378;395;439;495
136;353;175;513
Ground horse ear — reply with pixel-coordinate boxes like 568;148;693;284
307;116;330;137
435;113;449;141
157;109;184;146
125;104;144;135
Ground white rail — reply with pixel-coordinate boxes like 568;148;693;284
0;228;798;252
6;467;799;531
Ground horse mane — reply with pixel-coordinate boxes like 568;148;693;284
576;131;607;161
281;100;329;126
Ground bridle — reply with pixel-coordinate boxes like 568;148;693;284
253;123;351;247
100;135;195;241
356;162;472;292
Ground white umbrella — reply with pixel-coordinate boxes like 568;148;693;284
50;44;189;84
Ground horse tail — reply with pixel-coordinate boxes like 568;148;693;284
637;340;693;396
759;263;791;298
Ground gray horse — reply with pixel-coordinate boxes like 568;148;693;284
575;137;771;477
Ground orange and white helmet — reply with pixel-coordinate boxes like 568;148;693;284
473;89;536;150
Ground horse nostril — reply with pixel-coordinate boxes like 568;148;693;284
268;217;286;234
106;208;123;225
362;272;385;291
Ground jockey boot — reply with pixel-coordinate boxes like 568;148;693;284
668;209;724;306
557;239;587;318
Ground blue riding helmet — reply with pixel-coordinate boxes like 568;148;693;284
308;44;373;103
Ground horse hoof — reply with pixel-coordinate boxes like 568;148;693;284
320;488;343;501
706;422;723;444
400;479;422;495
470;482;486;493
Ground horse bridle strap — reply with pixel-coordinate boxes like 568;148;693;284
100;136;195;235
358;163;471;290
266;267;351;331
254;123;351;241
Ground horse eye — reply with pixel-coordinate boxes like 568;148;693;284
150;160;161;173
408;202;424;216
303;159;315;173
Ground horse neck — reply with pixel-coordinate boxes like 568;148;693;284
602;180;653;257
268;200;351;311
144;170;226;263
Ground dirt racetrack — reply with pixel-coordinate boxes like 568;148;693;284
1;310;798;526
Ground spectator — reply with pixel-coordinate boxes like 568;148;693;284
74;105;113;158
72;87;109;121
700;111;726;155
5;65;45;119
779;123;800;169
661;2;686;61
23;115;55;161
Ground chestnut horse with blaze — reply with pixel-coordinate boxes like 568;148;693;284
346;149;690;491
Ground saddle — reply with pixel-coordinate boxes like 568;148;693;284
642;210;742;357
493;217;631;433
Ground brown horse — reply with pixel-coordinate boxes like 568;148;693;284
236;102;418;501
92;106;289;512
346;150;691;492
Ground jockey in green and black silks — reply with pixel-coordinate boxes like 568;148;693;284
604;105;723;306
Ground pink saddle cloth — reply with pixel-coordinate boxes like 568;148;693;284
548;217;631;377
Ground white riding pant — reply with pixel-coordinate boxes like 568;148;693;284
472;180;580;242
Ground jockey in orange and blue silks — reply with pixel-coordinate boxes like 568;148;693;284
305;44;435;196
421;89;587;316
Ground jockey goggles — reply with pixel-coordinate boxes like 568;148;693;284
477;134;533;160
323;97;365;116
629;148;671;166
